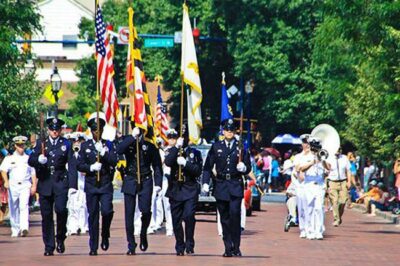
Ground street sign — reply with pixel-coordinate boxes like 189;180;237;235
227;85;238;98
174;31;182;43
144;38;174;48
117;26;129;44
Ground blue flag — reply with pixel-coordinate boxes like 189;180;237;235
220;82;233;123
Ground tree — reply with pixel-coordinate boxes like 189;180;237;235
0;0;42;147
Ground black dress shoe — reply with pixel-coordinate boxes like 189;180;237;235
222;252;233;257
56;241;65;254
233;250;242;257
176;251;185;256
139;234;148;251
186;249;194;255
126;249;136;256
89;250;98;256
101;238;109;251
44;251;54;256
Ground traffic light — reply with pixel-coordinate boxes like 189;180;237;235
22;33;31;54
193;27;200;45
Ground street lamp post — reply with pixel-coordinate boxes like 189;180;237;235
50;66;62;117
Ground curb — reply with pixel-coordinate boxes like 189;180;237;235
351;203;399;224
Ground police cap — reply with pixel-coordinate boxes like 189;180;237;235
222;118;236;131
87;112;106;131
46;117;65;130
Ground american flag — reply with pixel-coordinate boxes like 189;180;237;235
155;84;169;144
95;4;119;128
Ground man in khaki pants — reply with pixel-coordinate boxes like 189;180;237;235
326;148;351;226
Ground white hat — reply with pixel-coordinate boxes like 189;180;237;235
13;136;28;144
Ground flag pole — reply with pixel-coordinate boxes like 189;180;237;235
178;75;185;182
95;0;100;184
128;1;141;189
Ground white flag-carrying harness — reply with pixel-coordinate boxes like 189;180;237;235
181;3;203;144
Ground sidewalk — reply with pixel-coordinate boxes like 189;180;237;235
351;203;399;224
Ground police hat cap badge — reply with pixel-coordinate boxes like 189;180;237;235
46;117;65;130
13;136;28;145
222;118;236;131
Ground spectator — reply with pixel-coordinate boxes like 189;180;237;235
369;183;390;216
281;152;294;189
270;155;280;192
356;180;382;211
363;159;376;192
261;151;272;193
393;157;400;201
347;152;358;185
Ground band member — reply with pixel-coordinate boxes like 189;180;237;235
28;118;76;256
202;118;251;257
0;136;37;237
326;147;351;226
66;132;89;235
117;122;162;255
77;113;117;255
294;135;329;240
164;125;202;256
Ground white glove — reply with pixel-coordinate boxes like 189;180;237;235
177;156;187;167
202;183;210;193
38;154;48;164
95;142;108;157
68;188;77;197
154;186;162;194
132;127;140;138
176;137;184;148
90;162;102;172
236;162;247;173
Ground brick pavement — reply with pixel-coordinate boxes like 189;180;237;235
0;201;399;266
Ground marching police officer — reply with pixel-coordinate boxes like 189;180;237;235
28;117;76;256
202;118;251;257
117;122;163;255
164;125;202;256
76;112;117;255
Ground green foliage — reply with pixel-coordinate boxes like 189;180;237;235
0;0;42;147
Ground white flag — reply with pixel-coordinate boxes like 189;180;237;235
181;3;202;144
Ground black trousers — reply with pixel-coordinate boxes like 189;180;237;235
169;197;197;253
39;193;68;252
86;192;114;252
216;196;242;253
124;193;152;251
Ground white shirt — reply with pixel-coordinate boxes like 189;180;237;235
0;152;35;187
327;154;350;181
293;152;324;184
282;159;294;175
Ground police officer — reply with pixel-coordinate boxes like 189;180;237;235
77;112;117;255
164;125;202;256
28;117;76;256
0;136;37;237
117;122;162;255
202;119;251;257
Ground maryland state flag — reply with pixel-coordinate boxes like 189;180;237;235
181;3;203;144
127;6;157;145
43;84;63;104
